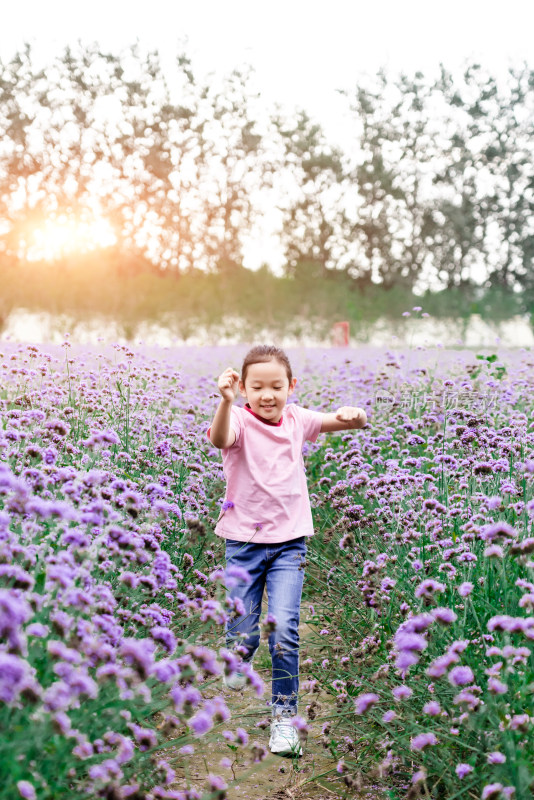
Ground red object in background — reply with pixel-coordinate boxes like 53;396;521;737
332;321;350;346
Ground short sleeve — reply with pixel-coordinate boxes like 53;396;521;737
207;406;243;449
225;407;243;449
292;404;324;443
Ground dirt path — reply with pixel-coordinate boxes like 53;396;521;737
165;610;379;799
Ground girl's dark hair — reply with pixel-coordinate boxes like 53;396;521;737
241;345;293;385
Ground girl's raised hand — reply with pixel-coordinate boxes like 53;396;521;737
217;367;240;402
335;406;367;428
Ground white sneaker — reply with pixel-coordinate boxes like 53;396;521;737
269;718;304;757
223;671;247;690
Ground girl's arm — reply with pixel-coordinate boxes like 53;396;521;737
209;367;239;449
320;406;367;433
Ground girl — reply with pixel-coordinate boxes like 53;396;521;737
207;345;366;756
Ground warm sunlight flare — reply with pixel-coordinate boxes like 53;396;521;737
27;215;117;261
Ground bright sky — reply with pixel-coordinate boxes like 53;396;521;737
2;0;533;140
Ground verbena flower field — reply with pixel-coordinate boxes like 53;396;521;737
1;337;533;800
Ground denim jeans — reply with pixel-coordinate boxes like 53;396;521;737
224;536;307;718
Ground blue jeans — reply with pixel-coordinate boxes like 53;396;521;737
224;536;307;718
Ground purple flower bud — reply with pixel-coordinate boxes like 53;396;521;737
410;732;437;750
395;632;427;652
392;685;413;701
448;666;474;686
189;710;213;737
414;579;446;598
431;607;457;625
16;782;36;800
488;677;508;695
456;763;473;779
482;783;505;800
458;582;473;597
412;769;427;784
236;727;249;746
484;544;504;559
354;692;379;714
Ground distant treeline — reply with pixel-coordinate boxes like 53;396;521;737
0;43;532;296
1;257;528;341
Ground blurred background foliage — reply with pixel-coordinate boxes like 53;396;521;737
0;42;533;333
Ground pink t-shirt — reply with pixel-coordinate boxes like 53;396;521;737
208;402;324;543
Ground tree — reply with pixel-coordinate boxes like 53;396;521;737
272;108;345;279
345;69;445;290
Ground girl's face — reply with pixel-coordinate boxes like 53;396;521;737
239;359;297;423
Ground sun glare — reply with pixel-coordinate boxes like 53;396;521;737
27;215;117;261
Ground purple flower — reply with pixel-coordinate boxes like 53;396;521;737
222;500;235;511
412;769;427;784
482;784;504;800
150;626;177;655
487;615;523;633
26;623;49;638
480;521;517;542
427;655;456;680
402;613;434;632
392;685;413;701
89;758;123;782
43;445;58;465
456;763;474;779
382;710;397;722
0;653;40;704
488;677;508;694
129;723;157;751
241;662;265;697
17;782;36;800
395;650;420;670
448;666;475;686
0;589;32;645
204;696;230;723
0;565;34;590
453;689;481;711
431;607;457;625
509;714;529;731
458;582;474;597
224;565;251;588
189;710;213;737
486;496;502;510
207;774;228;792
423;701;441;716
354;692;379;714
120;638;156;679
415;579;446;598
484;544;505;559
450;639;469;653
487;752;506;764
410;732;437;750
395;632;427;652
236;727;249;746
